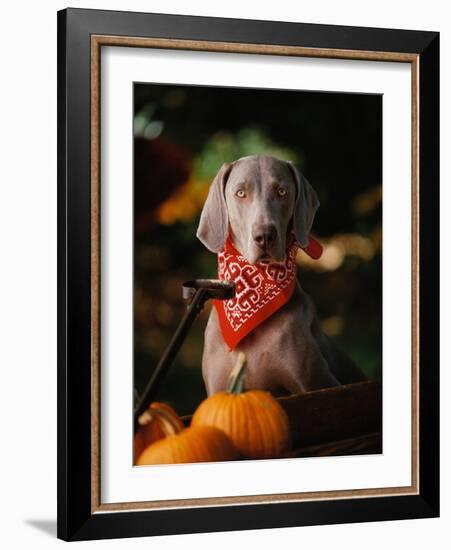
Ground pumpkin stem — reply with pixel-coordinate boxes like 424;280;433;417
138;407;182;437
227;352;246;394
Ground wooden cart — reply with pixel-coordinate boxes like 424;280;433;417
279;380;382;458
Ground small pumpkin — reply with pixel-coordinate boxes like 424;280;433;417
191;353;291;459
134;402;184;463
136;425;238;465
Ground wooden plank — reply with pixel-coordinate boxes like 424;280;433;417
283;432;382;459
278;380;382;447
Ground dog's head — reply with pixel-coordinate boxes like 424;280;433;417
197;154;319;264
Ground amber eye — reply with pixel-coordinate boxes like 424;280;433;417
277;188;287;198
236;189;246;198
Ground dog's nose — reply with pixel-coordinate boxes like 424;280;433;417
252;225;277;249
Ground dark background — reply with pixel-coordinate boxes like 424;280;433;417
134;83;382;415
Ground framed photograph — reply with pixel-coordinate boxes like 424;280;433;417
57;8;439;541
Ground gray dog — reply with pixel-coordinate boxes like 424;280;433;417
197;154;365;396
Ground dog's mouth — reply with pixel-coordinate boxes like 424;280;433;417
257;252;272;261
253;250;286;264
242;236;287;265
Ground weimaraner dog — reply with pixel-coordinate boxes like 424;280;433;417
197;154;365;396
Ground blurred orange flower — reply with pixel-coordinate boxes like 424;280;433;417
157;177;210;225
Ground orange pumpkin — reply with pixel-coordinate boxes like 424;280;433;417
191;353;291;459
136;425;238;465
134;402;184;463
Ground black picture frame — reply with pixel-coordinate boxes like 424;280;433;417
57;7;439;541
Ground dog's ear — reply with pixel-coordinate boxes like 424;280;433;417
286;162;320;247
197;162;234;252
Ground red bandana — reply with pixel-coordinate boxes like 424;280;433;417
213;234;323;350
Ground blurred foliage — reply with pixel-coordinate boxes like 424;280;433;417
155;128;300;226
193;127;302;180
133;84;382;415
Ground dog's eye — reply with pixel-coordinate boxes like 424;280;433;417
277;188;287;198
236;190;246;198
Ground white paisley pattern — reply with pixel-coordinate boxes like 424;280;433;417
218;241;298;332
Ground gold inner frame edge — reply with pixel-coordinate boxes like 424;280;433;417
90;35;420;514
